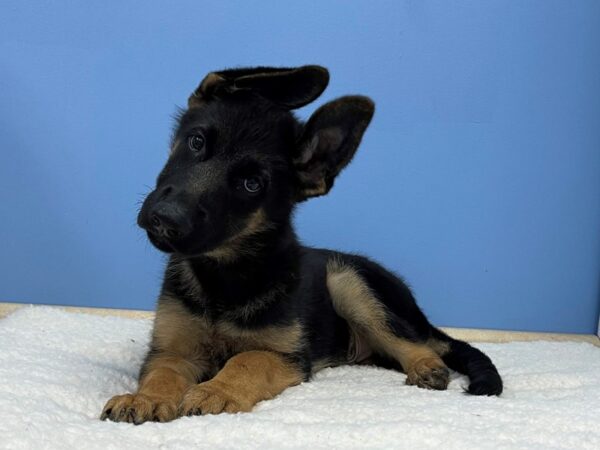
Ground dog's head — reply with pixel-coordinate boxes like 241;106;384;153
138;65;374;259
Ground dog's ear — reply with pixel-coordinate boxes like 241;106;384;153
188;65;329;109
293;96;374;201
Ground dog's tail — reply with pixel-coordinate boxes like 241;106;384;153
431;327;503;396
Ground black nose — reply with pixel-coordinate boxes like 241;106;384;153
148;203;189;240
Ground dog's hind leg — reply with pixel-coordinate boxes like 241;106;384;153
326;257;450;390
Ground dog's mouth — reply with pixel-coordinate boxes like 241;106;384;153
146;231;179;253
146;229;220;257
139;211;190;254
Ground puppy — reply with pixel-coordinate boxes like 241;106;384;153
101;65;502;424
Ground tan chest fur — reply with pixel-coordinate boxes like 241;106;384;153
151;294;303;377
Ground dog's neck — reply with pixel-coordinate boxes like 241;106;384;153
166;221;301;318
192;221;300;278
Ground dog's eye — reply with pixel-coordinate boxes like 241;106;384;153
243;177;263;193
188;134;206;154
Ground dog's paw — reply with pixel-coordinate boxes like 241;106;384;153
179;381;252;416
100;393;179;424
405;358;450;390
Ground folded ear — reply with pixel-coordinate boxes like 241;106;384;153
294;96;375;201
188;65;329;109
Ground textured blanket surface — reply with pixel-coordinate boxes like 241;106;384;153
1;306;598;450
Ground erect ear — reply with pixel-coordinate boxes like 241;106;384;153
293;96;375;201
188;65;329;109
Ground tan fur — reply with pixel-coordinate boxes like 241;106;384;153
102;292;304;423
428;338;451;356
101;358;196;423
298;179;328;198
150;294;212;372
151;293;303;378
188;72;225;107
101;295;209;423
326;259;449;389
203;208;274;262
179;351;303;415
215;320;303;355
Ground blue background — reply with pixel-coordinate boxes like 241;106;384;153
1;1;599;333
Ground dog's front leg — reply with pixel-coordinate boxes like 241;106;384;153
179;350;303;416
101;354;200;424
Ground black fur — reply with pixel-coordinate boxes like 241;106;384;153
138;65;503;396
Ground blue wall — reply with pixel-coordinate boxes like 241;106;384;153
1;1;599;333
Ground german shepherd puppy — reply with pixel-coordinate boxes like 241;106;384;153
101;65;502;424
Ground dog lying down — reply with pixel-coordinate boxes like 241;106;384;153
101;65;502;425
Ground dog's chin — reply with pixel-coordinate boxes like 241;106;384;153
146;232;220;257
146;233;176;253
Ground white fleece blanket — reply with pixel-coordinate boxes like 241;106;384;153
1;306;598;450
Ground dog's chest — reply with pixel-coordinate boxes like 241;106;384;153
153;294;302;375
195;319;302;360
196;320;261;359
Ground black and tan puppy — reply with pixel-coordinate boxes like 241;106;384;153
101;65;502;424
